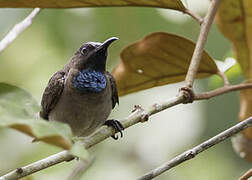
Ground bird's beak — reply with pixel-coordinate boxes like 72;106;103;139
97;37;118;53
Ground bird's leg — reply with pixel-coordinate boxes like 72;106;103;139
104;119;124;140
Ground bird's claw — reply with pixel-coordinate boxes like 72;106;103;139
104;119;124;140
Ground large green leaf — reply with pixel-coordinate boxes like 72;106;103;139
0;83;72;149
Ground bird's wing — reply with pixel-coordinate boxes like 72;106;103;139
40;70;66;120
106;72;119;109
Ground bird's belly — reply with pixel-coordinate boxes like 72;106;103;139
49;89;112;137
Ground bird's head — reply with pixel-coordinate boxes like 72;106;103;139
73;37;118;72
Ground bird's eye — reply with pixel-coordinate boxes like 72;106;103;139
81;47;87;55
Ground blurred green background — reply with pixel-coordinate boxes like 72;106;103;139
0;0;250;179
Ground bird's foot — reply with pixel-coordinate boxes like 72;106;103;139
104;119;124;140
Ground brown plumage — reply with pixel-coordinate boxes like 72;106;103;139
40;37;121;137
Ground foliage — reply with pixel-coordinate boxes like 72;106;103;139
0;83;72;149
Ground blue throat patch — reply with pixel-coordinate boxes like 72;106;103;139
73;68;107;93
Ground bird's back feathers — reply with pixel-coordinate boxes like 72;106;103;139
40;70;66;120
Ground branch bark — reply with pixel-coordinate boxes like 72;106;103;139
2;81;252;180
184;0;221;88
239;168;252;180
195;83;252;100
0;8;40;53
137;116;252;180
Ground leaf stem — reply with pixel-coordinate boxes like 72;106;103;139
184;8;203;24
217;71;230;86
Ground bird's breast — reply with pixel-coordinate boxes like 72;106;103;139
49;69;112;136
72;68;107;93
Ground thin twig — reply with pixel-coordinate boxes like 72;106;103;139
194;83;252;100
184;0;221;88
184;8;203;24
0;8;41;53
66;157;95;180
137;116;252;180
0;150;73;180
217;71;230;86
239;168;252;180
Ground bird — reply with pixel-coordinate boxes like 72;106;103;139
40;37;123;139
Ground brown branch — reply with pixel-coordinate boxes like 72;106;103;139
194;83;252;100
137;116;252;180
184;0;221;88
239;168;252;180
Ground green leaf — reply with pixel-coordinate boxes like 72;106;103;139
0;0;186;11
0;83;72;149
70;141;89;160
112;32;218;96
0;83;39;119
225;61;242;78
